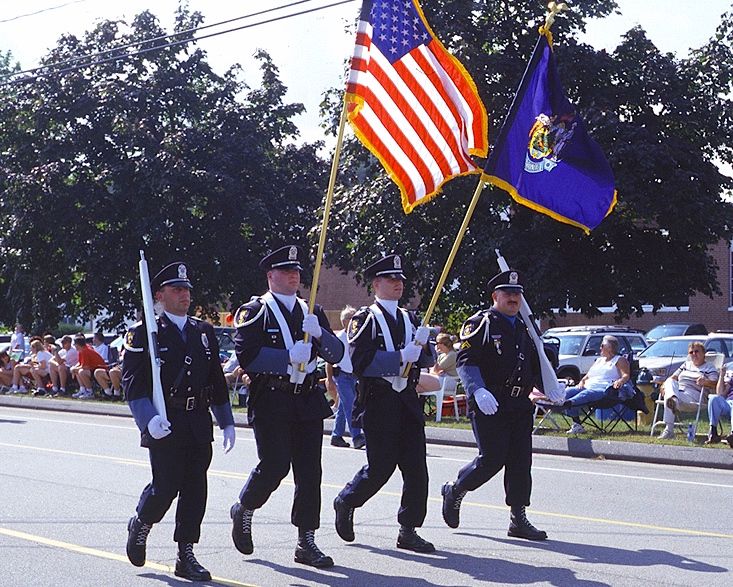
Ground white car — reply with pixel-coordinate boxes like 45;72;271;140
542;326;648;383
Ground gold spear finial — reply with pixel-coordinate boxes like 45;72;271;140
543;2;568;32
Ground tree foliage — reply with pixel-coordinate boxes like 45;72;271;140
323;0;733;324
0;7;327;331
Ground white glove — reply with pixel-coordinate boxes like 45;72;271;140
302;314;322;339
474;387;499;415
546;381;566;404
147;415;171;439
400;344;421;364
289;341;312;364
414;326;430;346
222;425;236;454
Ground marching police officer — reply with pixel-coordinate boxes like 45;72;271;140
229;245;343;568
123;262;236;581
333;254;436;553
441;270;547;540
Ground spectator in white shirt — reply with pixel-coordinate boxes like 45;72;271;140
93;332;110;363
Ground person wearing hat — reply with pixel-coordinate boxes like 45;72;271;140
229;245;343;568
123;261;235;581
440;269;547;541
333;254;436;553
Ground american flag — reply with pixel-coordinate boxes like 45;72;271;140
346;0;488;213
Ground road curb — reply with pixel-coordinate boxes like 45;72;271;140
2;395;732;470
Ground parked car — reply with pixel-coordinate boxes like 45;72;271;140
644;323;707;345
635;335;707;385
704;332;733;364
541;326;647;383
214;326;236;356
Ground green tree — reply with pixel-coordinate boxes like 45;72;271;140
323;0;733;323
0;7;327;331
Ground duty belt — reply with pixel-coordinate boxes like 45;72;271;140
264;374;316;394
506;385;529;398
168;395;204;411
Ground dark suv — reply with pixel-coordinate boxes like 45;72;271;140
644;323;707;345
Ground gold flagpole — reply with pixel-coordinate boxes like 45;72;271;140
402;175;486;376
299;98;349;369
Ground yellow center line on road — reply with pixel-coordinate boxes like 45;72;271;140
0;527;258;587
3;442;732;541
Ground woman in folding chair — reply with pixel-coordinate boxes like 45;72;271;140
657;341;718;440
704;362;733;446
416;333;458;392
560;335;631;434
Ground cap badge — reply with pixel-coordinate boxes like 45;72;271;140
509;271;518;285
288;246;298;261
394;255;401;269
178;264;187;279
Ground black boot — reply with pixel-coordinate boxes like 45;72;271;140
705;426;721;445
333;496;355;542
397;526;435;553
230;502;254;554
294;529;334;568
508;506;547;541
175;543;211;581
726;433;733;449
441;481;467;529
126;516;152;567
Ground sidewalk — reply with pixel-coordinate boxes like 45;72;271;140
2;395;732;470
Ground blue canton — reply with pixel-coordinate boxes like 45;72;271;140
368;0;431;63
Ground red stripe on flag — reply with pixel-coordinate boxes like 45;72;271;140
427;42;487;151
351;109;418;207
411;48;476;172
370;60;454;182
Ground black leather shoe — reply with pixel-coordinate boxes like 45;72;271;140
397;526;435;553
352;435;366;450
441;482;466;529
334;496;355;542
126;516;152;567
295;530;334;568
175;543;212;581
726;433;733;448
330;436;350;448
508;506;547;541
230;502;254;554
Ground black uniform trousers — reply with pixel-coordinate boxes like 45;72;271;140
136;439;213;543
239;415;324;530
339;384;428;528
455;398;533;506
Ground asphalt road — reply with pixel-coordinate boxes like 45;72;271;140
1;405;731;586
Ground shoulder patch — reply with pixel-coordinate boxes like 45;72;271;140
234;299;265;328
347;308;372;344
124;328;144;353
460;312;487;341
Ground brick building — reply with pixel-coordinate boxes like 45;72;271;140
539;240;733;333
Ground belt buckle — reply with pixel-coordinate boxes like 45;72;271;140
510;385;522;397
185;396;195;411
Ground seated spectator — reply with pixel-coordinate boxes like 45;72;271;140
10;339;52;395
560;335;632;435
92;332;109;363
94;348;124;401
49;335;79;396
416;332;458;393
658;341;718;440
705;362;733;446
0;350;15;391
70;335;107;400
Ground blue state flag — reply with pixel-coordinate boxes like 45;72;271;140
483;31;616;233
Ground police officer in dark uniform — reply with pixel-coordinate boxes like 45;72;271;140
229;245;343;568
440;270;547;541
333;254;436;553
123;262;235;581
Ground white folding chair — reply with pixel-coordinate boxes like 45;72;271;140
419;375;461;422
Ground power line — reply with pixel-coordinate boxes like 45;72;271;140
2;0;325;81
0;0;90;24
0;0;355;87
